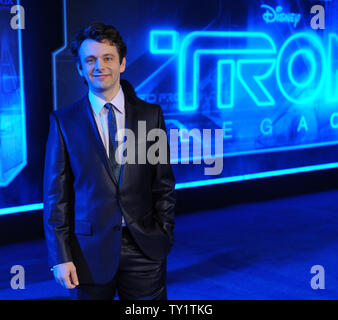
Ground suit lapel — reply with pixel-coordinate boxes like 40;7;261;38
119;95;138;188
83;95;118;186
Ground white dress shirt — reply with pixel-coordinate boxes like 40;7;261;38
88;87;126;226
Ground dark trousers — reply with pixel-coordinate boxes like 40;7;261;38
69;227;167;300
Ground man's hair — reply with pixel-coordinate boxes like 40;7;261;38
70;22;127;66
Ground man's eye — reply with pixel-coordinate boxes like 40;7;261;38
86;59;94;63
105;57;112;61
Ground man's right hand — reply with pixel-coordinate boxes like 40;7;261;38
52;262;79;289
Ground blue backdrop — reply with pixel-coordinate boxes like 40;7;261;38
0;0;337;212
53;0;338;188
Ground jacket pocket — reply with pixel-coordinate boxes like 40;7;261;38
74;220;93;236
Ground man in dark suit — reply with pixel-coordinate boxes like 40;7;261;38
43;22;176;300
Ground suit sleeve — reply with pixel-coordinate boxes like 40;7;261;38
152;107;176;247
43;112;74;268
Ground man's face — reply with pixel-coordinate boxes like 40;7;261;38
77;39;126;95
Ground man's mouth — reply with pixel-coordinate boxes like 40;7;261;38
93;74;110;79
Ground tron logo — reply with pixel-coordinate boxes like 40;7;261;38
150;30;337;111
178;31;277;111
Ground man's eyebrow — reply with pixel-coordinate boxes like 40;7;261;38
83;53;115;60
84;55;96;60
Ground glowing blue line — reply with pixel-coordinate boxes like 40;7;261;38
217;59;235;109
0;203;43;216
52;0;67;110
175;162;338;189
149;30;178;54
237;59;276;106
140;6;221;93
18;0;26;167
2;0;28;187
135;55;176;92
192;50;200;110
2;161;338;214
183;47;276;111
2;158;338;215
328;33;338;102
178;31;276;111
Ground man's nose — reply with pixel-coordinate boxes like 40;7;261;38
94;58;105;72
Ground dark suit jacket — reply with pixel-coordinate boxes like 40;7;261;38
43;80;176;284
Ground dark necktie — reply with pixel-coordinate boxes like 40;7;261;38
104;103;121;183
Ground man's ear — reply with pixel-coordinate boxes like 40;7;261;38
76;62;84;77
120;57;126;73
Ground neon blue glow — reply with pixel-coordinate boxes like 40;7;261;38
237;59;276;106
151;30;334;109
2;161;338;215
136;11;221;93
49;3;338;199
0;0;27;186
135;56;176;92
217;60;235;109
328;33;338;102
175;162;338;189
276;32;326;104
0;203;43;216
287;49;316;88
177;31;276;111
147;29;338;163
149;30;179;54
2;159;337;215
16;0;27;183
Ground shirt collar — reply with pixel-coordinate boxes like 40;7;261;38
88;86;125;116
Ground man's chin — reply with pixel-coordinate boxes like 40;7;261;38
90;84;112;92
